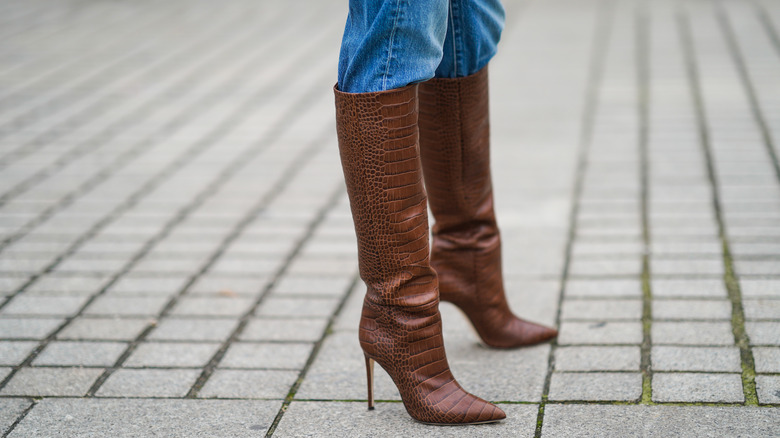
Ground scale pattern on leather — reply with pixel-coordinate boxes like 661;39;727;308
418;66;558;349
334;84;505;424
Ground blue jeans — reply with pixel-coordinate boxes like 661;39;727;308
337;0;505;93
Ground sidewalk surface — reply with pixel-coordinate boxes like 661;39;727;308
1;0;779;436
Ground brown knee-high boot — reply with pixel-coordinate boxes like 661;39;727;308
418;66;558;349
334;83;505;424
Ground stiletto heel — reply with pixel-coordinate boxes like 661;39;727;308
365;355;375;410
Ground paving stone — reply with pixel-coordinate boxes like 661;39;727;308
1;295;90;316
571;241;644;257
256;296;340;318
554;346;640;371
1;367;103;396
0;367;12;382
83;296;170;317
272;275;354;296
284;257;358;276
131;257;208;274
650;258;725;276
0;341;38;366
95;369;201;397
239;318;328;342
743;299;780;320
747;322;780;345
651;279;727;298
564;279;642;298
198;369;299;399
207;256;283;276
755;375;780;405
53;258;129;273
168;296;254;317
568;259;642;277
0;398;33;436
147;318;238;341
652;346;742;372
219;342;313;369
558;322;643;345
26;275;111;296
186;275;270;296
652;322;735;345
0;318;64;340
740;279;780;298
652;373;744;403
8;398;282;437
753;347;780;373
650;240;723;256
125;342;220;368
561;299;642;321
734;260;780;275
57;317;151;341
548;372;642;401
0;276;32;296
106;275;190;296
33;341;127;367
274;402;538;437
652;299;732;320
542;404;779;437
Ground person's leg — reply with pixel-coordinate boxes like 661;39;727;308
418;0;558;348
334;0;506;424
338;0;447;92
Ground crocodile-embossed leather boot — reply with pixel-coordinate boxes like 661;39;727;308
334;83;505;425
418;66;558;349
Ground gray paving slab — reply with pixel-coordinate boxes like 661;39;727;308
652;322;735;345
554;346;640;371
33;341;127;367
83;296;170;317
239;317;329;342
564;279;643;298
8;398;282;437
0;318;64;339
652;299;732;320
124;342;221;368
146;317;238;341
1;367;104;397
558;321;643;345
740;279;780;298
753;347;780;373
168;296;255;317
652;373;744;403
198;369;299;399
0;341;38;366
256;296;341;318
56;317;151;341
219;342;313;369
747;322;780;345
0;398;33;436
755;375;780;405
651;278;728;298
96;369;201;398
1;295;90;316
743;299;780;320
560;299;642;320
548;372;642;401
652;346;742;372
541;405;780;437
273;402;539;437
186;275;270;296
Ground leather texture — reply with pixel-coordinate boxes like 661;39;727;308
334;83;505;425
418;66;558;349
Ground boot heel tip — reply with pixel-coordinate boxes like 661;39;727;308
368;407;375;411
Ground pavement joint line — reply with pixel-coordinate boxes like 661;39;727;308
0;61;337;395
676;5;759;407
0;17;338;313
752;0;780;58
636;0;654;406
185;183;349;401
88;126;334;397
0;2;289;207
534;0;616;436
715;1;780;185
0;398;35;438
264;273;360;437
0;4;310;251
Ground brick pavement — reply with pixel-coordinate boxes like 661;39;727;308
0;0;778;436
